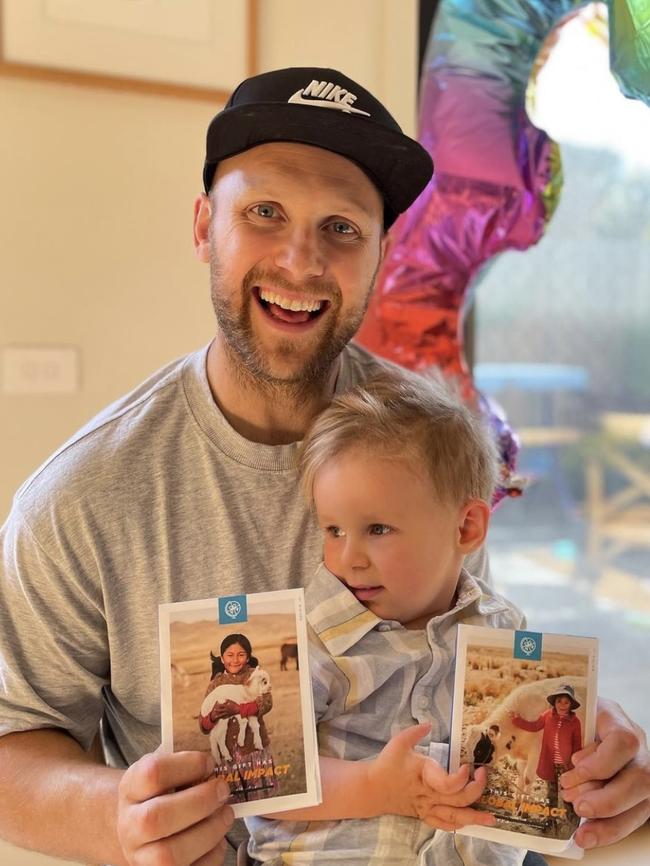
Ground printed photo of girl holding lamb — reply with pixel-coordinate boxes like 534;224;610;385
164;597;310;808
198;633;278;803
199;633;279;804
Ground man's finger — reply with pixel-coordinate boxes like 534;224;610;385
144;805;234;866
568;741;597;766
561;728;640;787
569;698;644;784
193;836;230;866
559;778;603;803
571;763;650;820
129;776;231;843
573;798;650;850
122;750;213;803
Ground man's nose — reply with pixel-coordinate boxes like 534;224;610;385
272;228;326;281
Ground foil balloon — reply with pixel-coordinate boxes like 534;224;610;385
610;0;650;105
357;0;650;504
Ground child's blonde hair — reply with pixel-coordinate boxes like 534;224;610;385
298;367;498;507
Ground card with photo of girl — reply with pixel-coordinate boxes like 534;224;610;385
160;588;321;818
449;624;598;860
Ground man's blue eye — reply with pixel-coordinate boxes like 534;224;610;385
253;204;277;218
330;221;355;235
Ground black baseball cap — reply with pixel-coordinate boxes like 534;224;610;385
203;67;433;229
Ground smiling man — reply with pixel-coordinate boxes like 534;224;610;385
0;67;648;866
195;141;387;443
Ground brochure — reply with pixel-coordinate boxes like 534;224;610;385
160;588;321;818
449;625;598;859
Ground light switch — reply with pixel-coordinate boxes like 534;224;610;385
2;346;80;394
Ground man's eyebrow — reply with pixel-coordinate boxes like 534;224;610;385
242;173;381;220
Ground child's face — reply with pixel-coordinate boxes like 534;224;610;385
313;448;472;629
221;643;249;674
555;696;572;715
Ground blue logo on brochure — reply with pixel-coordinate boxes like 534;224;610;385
514;630;542;661
218;595;248;624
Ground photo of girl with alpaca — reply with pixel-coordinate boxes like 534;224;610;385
449;624;598;858
509;684;583;821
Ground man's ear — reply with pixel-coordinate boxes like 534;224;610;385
457;499;490;553
379;233;389;267
193;193;212;263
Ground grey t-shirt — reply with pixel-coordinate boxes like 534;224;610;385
0;341;489;767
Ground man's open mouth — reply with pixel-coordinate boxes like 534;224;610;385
255;287;329;324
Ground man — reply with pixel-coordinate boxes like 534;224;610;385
0;67;648;866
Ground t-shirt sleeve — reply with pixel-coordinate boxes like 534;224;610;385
0;501;109;750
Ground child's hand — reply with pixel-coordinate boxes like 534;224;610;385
420;759;496;831
368;724;496;831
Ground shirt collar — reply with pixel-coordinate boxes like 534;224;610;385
306;564;510;656
306;564;383;656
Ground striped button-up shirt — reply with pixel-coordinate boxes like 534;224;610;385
248;564;526;865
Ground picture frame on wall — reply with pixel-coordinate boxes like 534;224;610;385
0;0;257;100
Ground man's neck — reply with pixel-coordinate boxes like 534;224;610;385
205;339;340;445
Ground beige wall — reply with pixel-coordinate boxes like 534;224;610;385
0;76;215;520
0;3;416;863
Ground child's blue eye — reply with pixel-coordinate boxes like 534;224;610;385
369;524;391;536
326;525;345;538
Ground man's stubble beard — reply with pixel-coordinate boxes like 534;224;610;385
209;254;379;402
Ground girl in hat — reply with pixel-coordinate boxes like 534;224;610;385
509;684;583;814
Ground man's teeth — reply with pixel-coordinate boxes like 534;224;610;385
259;289;322;312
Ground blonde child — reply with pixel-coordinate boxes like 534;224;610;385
246;369;525;865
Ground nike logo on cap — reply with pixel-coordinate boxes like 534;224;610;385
288;80;371;116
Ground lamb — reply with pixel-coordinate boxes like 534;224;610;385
462;675;586;800
200;667;272;763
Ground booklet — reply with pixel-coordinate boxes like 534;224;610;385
449;625;598;860
160;588;321;818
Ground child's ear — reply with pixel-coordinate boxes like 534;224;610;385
457;499;490;553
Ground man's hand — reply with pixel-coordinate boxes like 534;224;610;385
368;724;496;831
117;748;234;866
560;698;650;849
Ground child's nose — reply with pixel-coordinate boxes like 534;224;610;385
341;538;370;570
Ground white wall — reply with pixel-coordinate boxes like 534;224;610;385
0;3;417;863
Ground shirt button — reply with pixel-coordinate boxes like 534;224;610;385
418;695;429;709
377;624;390;632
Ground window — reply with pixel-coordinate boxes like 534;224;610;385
475;8;650;732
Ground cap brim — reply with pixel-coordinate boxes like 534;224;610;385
203;103;433;226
